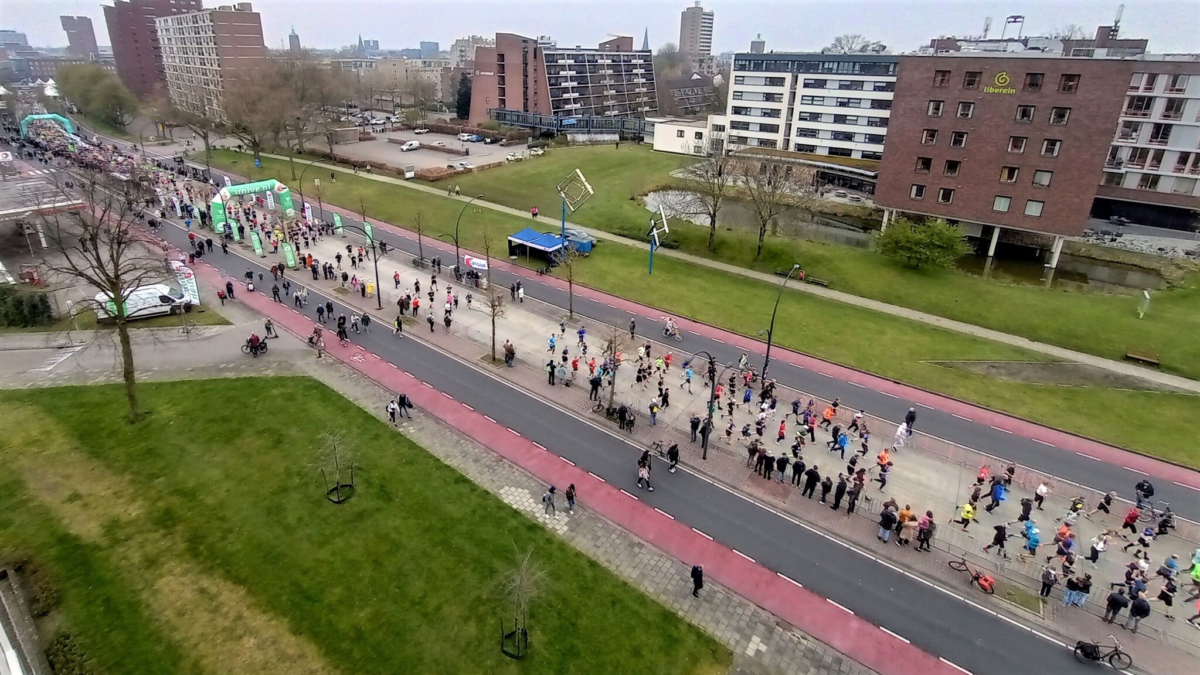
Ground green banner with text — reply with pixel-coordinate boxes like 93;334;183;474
250;230;264;257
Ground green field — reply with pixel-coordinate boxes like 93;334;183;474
441;145;1200;382
201;149;1200;466
0;378;730;675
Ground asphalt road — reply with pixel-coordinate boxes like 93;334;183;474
150;214;1099;675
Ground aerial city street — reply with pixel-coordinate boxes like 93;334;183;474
0;1;1198;674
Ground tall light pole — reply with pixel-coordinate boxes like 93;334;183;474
338;222;384;311
452;194;484;272
691;350;719;460
295;156;323;218
761;263;801;384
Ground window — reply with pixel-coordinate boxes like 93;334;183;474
937;187;955;204
927;100;944;116
830;131;855;141
932;70;950;87
943;159;961;176
957;102;974;118
915;157;932;173
1008;136;1027;153
963;71;982;89
1023;200;1044;217
1123;95;1154;117
910;184;926;200
1166;74;1189;93
1032;170;1053;187
1137;174;1160;190
1015;105;1036;123
993;196;1011;212
1142;73;1158;92
1041;139;1061;157
711;124;725;132
828;147;853;157
1058;74;1080;93
1023;73;1044;91
1049;107;1071;125
1103;172;1125;187
1162;98;1185;120
795;128;819;138
676;130;685;138
950;131;968;148
921;129;938;145
1148;123;1173;145
861;151;883;161
694;131;703;140
1173;177;1197;195
803;78;828;88
793;144;817;153
1000;166;1019;183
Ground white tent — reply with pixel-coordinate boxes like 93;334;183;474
0;86;10;96
42;79;58;97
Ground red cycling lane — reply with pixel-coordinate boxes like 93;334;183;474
205;166;1200;490
180;240;961;675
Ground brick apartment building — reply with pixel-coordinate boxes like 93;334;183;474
60;16;100;59
157;3;266;121
876;54;1133;267
104;0;203;97
469;33;657;127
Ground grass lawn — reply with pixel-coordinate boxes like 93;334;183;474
0;378;730;675
0;305;229;334
439;145;1200;381
200;150;1200;466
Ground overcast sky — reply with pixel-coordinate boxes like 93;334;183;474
4;0;1197;54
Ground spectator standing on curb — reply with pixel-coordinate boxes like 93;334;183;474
1039;565;1060;598
1124;592;1152;633
691;564;704;598
386;400;398;425
565;484;576;513
916;512;937;552
541;486;557;517
396;393;413;419
878;506;898;543
1103;588;1130;623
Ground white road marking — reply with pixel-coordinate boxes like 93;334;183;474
691;527;714;540
558;456;576;466
620;489;640;500
916;402;935;409
711;338;725;344
30;346;82;373
776;572;803;588
421;381;434;388
952;414;973;422
733;549;756;563
938;657;973;675
1122;466;1149;476
848;381;866;388
654;508;675;519
1173;481;1200;492
441;392;453;399
1032;439;1055;447
688;331;701;336
989;426;1012;434
388;362;398;369
826;599;854;615
788;362;804;369
507;428;521;437
588;471;606;483
1076;452;1101;461
879;391;899;399
606;303;617;308
879;627;910;644
461;403;473;410
817;372;834;378
483;415;497;423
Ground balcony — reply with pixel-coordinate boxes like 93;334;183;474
1161;111;1183;121
1104;160;1125;170
1165;86;1186;94
1124;159;1147;169
1121;108;1151;118
1115;134;1140;144
1147;137;1170;146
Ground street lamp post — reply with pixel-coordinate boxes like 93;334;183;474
761;263;801;385
451;194;484;272
338;222;384;311
691;350;719;460
295;157;323;218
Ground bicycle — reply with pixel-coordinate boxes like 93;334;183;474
1073;635;1132;669
649;440;666;458
1137;500;1170;524
947;555;995;594
178;318;198;338
240;341;268;356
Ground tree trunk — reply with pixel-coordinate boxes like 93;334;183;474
288;152;296;180
607;363;618;410
567;276;574;319
202;133;212;170
707;213;718;251
756;221;767;259
417;233;424;261
116;319;141;421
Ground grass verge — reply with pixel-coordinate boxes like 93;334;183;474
200;149;1200;466
0;306;229;334
0;378;730;675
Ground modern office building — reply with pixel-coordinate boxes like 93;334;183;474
420;41;439;59
679;2;714;57
725;52;898;161
1097;57;1200;230
876;53;1132;266
104;0;202;96
469;33;657;127
289;27;301;54
156;3;267;121
61;17;100;58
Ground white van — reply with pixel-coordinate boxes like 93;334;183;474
400;140;420;152
94;284;191;321
456;132;473;141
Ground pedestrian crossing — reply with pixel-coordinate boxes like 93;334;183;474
23;169;56;176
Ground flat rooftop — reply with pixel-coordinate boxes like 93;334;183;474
735;147;881;174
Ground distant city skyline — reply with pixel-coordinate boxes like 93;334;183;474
4;0;1197;55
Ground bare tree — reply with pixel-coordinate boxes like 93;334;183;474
481;224;505;362
312;430;356;504
499;545;544;658
556;246;584;320
602;325;627;411
38;168;170;422
824;34;887;54
413;209;428;261
223;65;277;162
1049;24;1088;40
673;139;734;251
732;156;815;258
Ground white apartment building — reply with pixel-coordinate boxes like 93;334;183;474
725;52;898;160
1100;59;1200;228
451;35;494;68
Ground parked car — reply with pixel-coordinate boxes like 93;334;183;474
447;161;475;170
466;134;483;142
506;152;524;162
456;133;473;141
529;147;546;157
483;137;498;144
400;140;420;152
847;195;864;203
433;140;447;147
563;228;597;246
413;128;429;134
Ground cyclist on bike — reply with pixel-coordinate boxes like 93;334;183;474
663;317;679;338
1135;479;1155;509
246;333;262;357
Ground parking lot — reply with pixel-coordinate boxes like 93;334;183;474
332;128;511;171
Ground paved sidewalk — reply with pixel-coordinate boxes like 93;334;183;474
239;148;1200;395
185;217;1200;670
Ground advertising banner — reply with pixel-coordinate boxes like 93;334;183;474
463;255;489;270
304;202;313;223
266;191;275;210
223;175;232;187
172;196;182;218
363;221;374;244
168;261;201;306
333;213;343;235
211;199;226;234
250;230;265;257
282;241;297;268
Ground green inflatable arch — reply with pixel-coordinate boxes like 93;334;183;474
211;179;299;267
19;113;76;137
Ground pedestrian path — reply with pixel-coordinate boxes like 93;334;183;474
245;149;1200;395
199;221;1200;663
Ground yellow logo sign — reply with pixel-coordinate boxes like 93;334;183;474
984;71;1016;95
995;72;1011;86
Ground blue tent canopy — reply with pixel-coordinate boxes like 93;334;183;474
508;227;564;254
